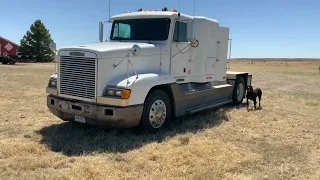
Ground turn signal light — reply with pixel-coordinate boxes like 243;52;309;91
121;89;131;99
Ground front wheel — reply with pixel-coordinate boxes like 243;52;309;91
232;76;246;105
140;90;172;133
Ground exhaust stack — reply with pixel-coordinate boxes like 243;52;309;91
99;21;104;42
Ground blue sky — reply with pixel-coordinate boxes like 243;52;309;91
1;0;319;58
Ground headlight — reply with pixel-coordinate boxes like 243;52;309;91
48;78;57;89
107;89;115;96
50;80;57;87
103;87;131;99
115;90;122;96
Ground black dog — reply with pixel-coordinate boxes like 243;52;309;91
246;85;262;109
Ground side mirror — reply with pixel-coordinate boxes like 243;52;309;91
131;44;141;56
190;38;199;47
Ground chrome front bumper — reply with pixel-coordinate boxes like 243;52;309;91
47;95;143;128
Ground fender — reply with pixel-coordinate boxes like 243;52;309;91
115;73;176;106
226;71;250;87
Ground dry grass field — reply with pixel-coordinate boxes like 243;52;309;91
0;60;320;180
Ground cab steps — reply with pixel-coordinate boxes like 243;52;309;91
186;98;232;114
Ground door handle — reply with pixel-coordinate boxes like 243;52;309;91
216;59;220;61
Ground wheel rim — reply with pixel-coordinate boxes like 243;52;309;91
149;99;167;128
237;82;244;102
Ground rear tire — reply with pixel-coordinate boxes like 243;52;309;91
140;90;172;133
232;77;245;105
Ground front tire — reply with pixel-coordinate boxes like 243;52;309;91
232;77;246;105
140;90;172;133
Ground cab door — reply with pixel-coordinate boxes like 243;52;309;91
171;20;193;78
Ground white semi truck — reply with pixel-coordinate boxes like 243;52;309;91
46;8;252;133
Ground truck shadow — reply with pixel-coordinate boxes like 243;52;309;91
36;104;240;156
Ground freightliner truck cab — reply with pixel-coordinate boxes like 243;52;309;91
46;8;252;133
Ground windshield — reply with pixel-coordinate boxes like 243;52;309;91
110;18;171;41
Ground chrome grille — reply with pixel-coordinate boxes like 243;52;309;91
59;55;96;100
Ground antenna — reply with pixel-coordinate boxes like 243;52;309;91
193;0;196;17
191;0;196;39
108;0;111;22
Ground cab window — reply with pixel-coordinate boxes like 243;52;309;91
112;23;131;38
173;21;188;42
111;18;171;41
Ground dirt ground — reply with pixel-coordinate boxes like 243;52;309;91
0;60;319;180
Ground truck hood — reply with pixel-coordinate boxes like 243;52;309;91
58;41;158;54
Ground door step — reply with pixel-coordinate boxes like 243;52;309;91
179;82;233;94
186;98;233;114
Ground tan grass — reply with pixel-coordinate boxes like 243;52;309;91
0;60;319;180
